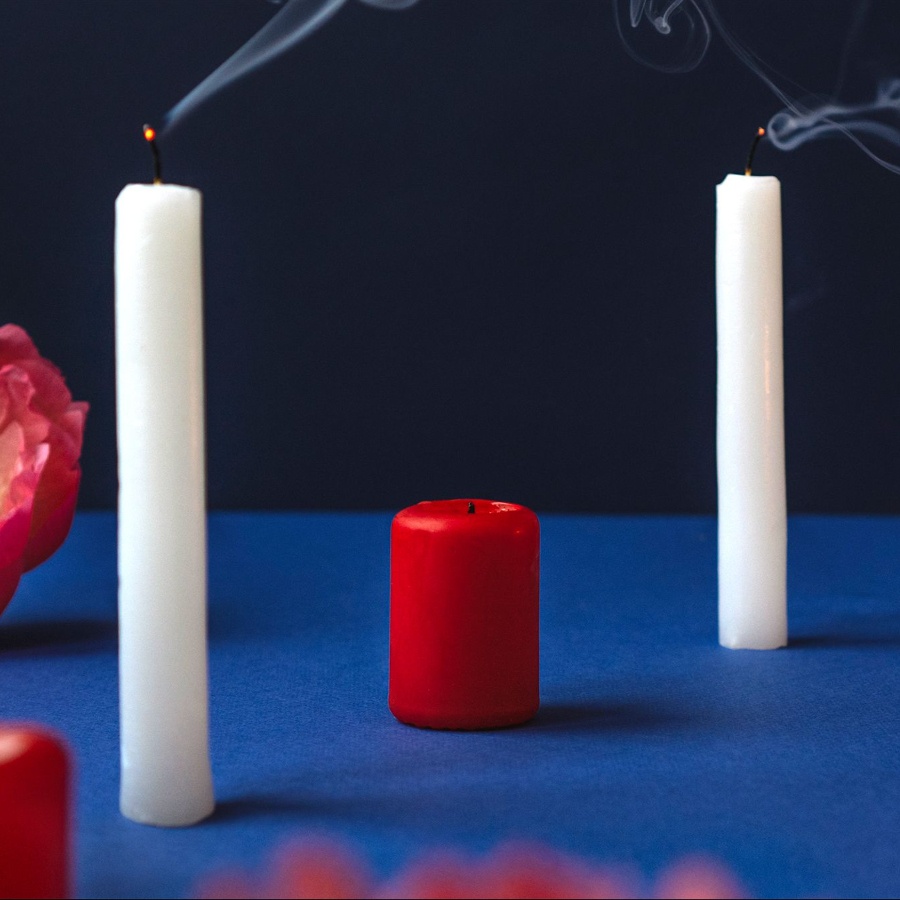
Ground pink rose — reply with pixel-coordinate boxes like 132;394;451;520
0;325;88;615
196;837;751;900
653;856;749;900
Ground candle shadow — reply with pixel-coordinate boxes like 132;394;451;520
790;632;900;649
210;794;337;824
0;618;117;654
790;612;900;649
533;701;693;734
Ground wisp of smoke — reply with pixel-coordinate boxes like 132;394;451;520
166;0;900;174
164;0;420;131
618;0;900;174
613;0;711;73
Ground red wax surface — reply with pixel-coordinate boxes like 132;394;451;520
0;726;70;899
389;499;540;730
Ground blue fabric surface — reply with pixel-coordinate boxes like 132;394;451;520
0;512;898;899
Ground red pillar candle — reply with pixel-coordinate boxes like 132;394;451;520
0;726;70;899
390;499;540;730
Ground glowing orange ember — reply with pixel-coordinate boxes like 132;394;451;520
143;127;156;143
757;126;766;137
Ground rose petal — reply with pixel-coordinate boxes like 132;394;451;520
654;857;749;900
0;366;51;450
266;840;371;900
376;853;482;900
14;357;73;422
58;402;88;454
480;844;637;900
22;446;81;574
0;325;40;367
0;423;26;519
0;505;31;617
0;439;47;616
0;366;82;573
0;328;86;590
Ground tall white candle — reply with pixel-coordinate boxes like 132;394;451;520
716;172;787;650
115;180;215;826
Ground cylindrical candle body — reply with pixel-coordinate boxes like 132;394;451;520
115;184;214;826
0;727;70;899
390;500;540;730
716;174;787;650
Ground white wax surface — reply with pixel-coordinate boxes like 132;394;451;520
716;174;787;650
115;184;215;826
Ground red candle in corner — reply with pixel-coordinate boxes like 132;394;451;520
0;726;70;899
389;499;540;730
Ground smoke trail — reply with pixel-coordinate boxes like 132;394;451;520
614;1;711;74
167;0;900;173
618;0;900;174
164;0;420;131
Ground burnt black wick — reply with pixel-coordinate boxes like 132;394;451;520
467;502;476;514
745;126;766;176
143;124;162;184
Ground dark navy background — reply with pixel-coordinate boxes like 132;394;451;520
1;0;899;512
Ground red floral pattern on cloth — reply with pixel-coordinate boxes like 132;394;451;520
0;325;87;614
197;838;749;900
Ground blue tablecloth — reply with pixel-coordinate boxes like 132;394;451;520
1;513;898;898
